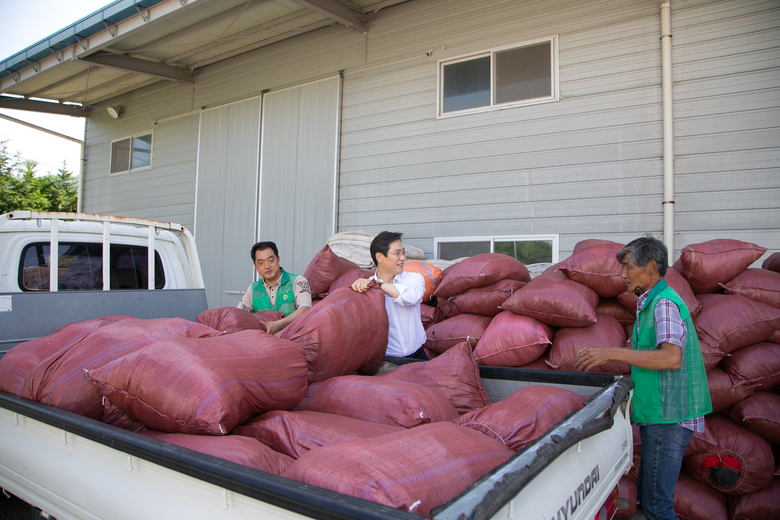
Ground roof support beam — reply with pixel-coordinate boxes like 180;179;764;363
78;52;195;83
0;96;91;117
288;0;367;33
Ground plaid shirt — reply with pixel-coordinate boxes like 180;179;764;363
636;289;705;433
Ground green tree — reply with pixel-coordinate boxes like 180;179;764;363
0;141;78;214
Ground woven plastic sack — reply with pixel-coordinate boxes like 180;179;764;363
438;279;526;318
323;268;373;296
139;431;294;475
279;285;388;383
234;410;402;459
282;421;513;518
595;298;636;327
196;306;283;333
615;475;637;519
573;238;619;253
293;375;458;428
420;303;444;330
303;244;361;299
682;414;774;495
694;294;780;355
548;314;630;373
516;348;552;370
763;252;780;273
729;391;780;445
86;330;308;435
706;367;757;413
720;342;780;391
560;241;625;297
674;470;728;520
728;476;780;520
721;269;780;309
0;315;133;397
377;341;491;414
424;313;492;354
403;260;442;303
456;384;586;452
18;317;222;419
473;311;553;367
433;253;530;299
101;397;147;432
673;239;767;294
769;328;780;344
501;276;599;328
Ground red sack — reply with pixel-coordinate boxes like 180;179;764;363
424;314;492;354
139;431;294;475
615;475;637;519
695;294;780;355
323;268;373;297
501;276;599;328
729;391;780;445
303;245;360;299
682;414;774;495
433;253;530;299
403;260;442;303
763;252;780;273
294;375;459;428
234;410;402;459
560;241;625;298
18;317;222;419
101;397;147;432
377;341;491;414
674;470;728;520
616;267;702;319
628;423;641;482
728;476;780;520
548;314;630;373
279;285;388;383
282;422;513;518
517;348;552;370
721;269;780;309
0;315;133;397
769;328;780;344
595;298;636;327
720;342;780;391
573;239;619;253
438;279;526;318
674;239;767;294
473;311;553;367
707;367;757;413
456;384;586;451
420;303;444;330
196;306;279;333
86;330;309;435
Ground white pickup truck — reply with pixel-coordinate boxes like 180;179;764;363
0;212;633;520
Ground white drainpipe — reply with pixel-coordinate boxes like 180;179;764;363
661;0;675;256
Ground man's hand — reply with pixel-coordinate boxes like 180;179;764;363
351;278;371;293
575;346;616;373
263;320;284;335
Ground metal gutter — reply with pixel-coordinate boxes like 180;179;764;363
0;0;167;80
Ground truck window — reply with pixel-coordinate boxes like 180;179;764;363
19;243;165;291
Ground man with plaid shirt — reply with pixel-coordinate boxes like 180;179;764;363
576;236;711;520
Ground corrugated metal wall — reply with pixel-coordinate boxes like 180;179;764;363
82;0;779;267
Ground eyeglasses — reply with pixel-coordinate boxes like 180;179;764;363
388;249;406;258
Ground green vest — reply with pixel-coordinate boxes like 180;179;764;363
251;270;300;316
630;279;712;424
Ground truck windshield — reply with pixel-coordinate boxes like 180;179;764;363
19;243;165;291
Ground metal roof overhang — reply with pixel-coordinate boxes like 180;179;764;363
0;0;411;117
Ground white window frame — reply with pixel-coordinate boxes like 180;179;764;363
109;131;154;175
434;234;560;263
437;35;560;118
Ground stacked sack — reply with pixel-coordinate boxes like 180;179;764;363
325;230;425;270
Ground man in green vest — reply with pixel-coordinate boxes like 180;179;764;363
237;241;311;335
575;236;711;520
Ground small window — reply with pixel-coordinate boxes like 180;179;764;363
19;242;165;291
434;235;559;265
439;37;558;116
110;132;153;174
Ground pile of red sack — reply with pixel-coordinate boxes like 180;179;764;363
419;239;779;520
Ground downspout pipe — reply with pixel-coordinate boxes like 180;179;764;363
661;0;675;256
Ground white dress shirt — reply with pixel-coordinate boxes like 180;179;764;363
374;270;426;357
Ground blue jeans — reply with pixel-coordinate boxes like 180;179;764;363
637;423;693;520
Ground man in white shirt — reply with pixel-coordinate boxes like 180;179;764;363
351;231;427;360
